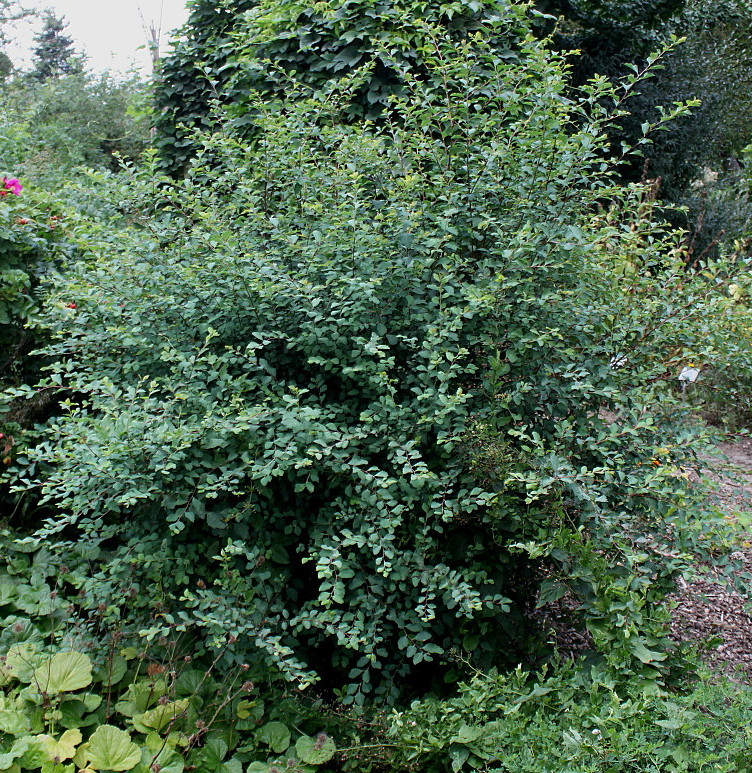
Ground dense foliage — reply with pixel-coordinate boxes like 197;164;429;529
3;534;752;773
3;0;752;770
154;0;536;174
154;0;752;260
0;177;71;382
0;71;151;179
152;0;694;178
7;3;745;707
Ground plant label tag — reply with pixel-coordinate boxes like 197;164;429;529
678;366;700;383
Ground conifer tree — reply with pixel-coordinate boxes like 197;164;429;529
30;14;82;81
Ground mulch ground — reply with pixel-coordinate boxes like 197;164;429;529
668;436;752;679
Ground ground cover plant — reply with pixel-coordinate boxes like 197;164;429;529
0;531;353;773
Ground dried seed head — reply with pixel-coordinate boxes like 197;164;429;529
314;733;328;750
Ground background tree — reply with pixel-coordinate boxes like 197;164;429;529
1;71;152;179
535;0;686;79
29;13;82;81
534;0;752;257
642;0;752;257
0;0;32;79
153;0;257;174
0;50;11;80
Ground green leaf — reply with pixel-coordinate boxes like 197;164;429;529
59;694;102;729
222;758;243;773
0;709;31;736
133;699;190;732
33;652;93;694
655;719;683;730
451;724;483;744
0;574;16;605
295;734;336;765
94;655;128;687
36;729;82;762
535;579;568;608
141;745;184;773
630;640;668;664
450;745;470;772
2;644;41;683
256;721;291;754
0;616;42;649
174;669;205;697
84;725;142;771
0;736;29;768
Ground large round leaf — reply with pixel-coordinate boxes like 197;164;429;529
37;728;82;761
85;725;141;771
0;708;31;736
257;721;291;753
34;651;92;694
3;643;41;683
295;734;336;765
133;698;190;732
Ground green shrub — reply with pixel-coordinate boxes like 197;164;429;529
153;0;533;175
0;175;72;384
0;71;151;182
7;6;746;704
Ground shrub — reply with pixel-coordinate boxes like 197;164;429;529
153;0;534;175
0;70;151;181
8;5;745;704
0;175;72;384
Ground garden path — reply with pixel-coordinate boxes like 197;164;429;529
669;436;752;680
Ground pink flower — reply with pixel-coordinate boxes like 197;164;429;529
2;177;22;195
